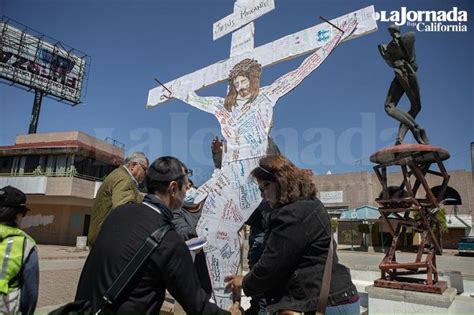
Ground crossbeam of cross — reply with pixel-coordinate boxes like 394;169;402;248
147;3;377;107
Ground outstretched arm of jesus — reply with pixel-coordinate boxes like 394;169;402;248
266;17;358;103
173;90;223;115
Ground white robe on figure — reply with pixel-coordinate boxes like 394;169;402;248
186;89;276;306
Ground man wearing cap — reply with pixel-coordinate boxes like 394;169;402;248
0;186;39;314
75;156;241;314
88;151;149;246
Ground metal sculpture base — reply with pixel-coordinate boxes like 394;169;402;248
370;144;450;294
374;278;447;294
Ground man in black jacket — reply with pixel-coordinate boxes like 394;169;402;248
75;156;240;314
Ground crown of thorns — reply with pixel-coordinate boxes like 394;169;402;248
228;59;262;82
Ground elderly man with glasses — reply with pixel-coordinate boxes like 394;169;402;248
88;151;149;246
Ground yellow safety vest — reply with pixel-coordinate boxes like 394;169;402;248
0;225;36;294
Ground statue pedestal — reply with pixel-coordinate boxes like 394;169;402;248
370;144;450;294
366;285;457;314
374;277;447;294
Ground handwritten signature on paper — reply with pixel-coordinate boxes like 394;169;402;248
216;230;231;242
222;199;244;223
211;255;221;282
221;243;235;259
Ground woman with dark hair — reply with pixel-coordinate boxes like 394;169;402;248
225;155;359;315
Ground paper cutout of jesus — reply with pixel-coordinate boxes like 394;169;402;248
173;18;357;308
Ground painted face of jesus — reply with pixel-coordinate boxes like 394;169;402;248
233;75;251;99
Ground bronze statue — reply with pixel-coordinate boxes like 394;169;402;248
379;25;429;145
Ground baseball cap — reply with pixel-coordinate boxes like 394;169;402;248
0;186;29;210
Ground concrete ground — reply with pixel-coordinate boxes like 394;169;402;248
36;244;474;314
36;245;88;313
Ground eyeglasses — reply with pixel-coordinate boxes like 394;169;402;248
258;166;275;178
147;162;193;182
137;163;148;172
172;169;193;181
258;182;270;194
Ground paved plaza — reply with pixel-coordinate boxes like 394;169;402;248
37;246;87;313
35;244;473;313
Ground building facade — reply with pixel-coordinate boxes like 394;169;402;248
1;131;471;248
0;131;124;245
316;170;473;249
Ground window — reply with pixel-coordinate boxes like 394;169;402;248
45;156;56;175
74;156;93;176
74;157;119;179
56;155;68;173
24;155;40;173
0;157;14;173
12;156;26;175
11;157;20;174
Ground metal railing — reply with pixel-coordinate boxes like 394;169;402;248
0;167;104;182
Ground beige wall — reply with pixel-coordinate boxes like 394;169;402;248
0;131;127;245
21;203;91;245
45;177;96;199
322;170;473;250
316;172;378;210
316;170;473;215
13;177;98;245
379;170;472;215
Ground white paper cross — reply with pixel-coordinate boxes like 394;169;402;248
147;3;377;107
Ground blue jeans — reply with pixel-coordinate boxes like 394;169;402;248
325;300;360;315
247;294;269;315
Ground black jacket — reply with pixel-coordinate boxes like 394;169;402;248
75;197;228;315
172;208;201;241
171;207;213;294
245;201;271;267
243;198;356;313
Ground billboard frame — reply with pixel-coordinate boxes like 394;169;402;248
0;16;90;106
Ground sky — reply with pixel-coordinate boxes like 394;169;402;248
1;0;473;184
